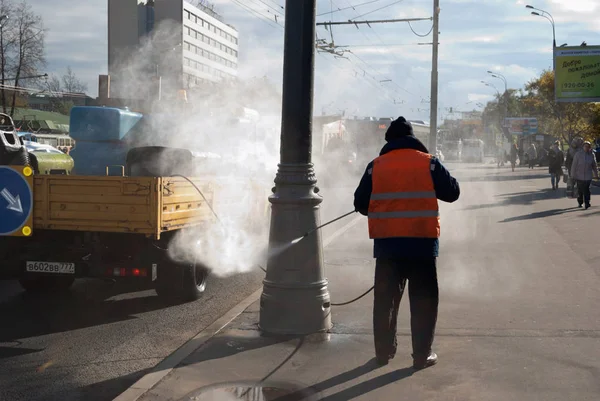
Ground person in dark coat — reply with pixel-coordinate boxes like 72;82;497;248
353;116;460;370
547;141;564;190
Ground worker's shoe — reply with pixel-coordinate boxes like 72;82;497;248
412;351;438;370
375;356;389;366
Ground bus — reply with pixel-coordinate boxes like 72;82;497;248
462;138;485;162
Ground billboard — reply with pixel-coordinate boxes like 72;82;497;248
503;118;538;136
554;45;600;102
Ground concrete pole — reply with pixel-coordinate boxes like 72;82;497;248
259;0;332;335
429;0;440;152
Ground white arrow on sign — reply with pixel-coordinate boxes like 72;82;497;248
1;188;23;214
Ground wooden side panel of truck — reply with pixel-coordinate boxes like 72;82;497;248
32;175;214;238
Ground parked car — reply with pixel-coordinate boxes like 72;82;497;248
23;140;74;174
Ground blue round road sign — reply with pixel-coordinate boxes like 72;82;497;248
0;166;33;235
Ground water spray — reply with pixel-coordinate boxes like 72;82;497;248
175;179;372;306
291;210;357;244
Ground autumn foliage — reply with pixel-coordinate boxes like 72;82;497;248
482;69;600;144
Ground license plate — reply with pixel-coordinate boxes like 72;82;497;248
26;261;75;274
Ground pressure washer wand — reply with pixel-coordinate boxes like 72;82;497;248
296;210;357;241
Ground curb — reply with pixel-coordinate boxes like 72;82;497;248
113;214;364;401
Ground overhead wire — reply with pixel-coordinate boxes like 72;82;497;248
230;0;283;29
252;0;284;16
407;20;434;37
316;1;406;104
316;0;383;17
329;0;426;102
351;0;406;19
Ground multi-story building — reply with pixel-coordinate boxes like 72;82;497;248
108;0;239;98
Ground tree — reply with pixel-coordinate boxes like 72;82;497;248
44;66;87;115
0;0;46;116
523;70;598;144
61;66;87;93
481;69;600;146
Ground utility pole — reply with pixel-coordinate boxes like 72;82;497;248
429;0;440;152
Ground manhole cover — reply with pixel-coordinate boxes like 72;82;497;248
180;381;318;401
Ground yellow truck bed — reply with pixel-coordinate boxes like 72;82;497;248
32;175;215;239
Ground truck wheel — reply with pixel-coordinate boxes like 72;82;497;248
19;276;75;293
155;261;209;302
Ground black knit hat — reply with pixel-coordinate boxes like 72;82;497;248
385;116;414;142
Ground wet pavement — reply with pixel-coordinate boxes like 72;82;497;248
133;163;600;401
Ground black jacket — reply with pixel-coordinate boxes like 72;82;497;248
548;148;564;175
353;136;460;259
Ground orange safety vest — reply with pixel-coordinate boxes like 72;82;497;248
368;149;440;239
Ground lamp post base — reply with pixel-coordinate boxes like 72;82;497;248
258;163;332;335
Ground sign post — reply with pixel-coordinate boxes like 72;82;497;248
503;118;538;136
0;165;34;237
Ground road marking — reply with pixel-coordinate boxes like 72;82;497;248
114;213;365;401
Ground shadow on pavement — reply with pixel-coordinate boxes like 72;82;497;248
0;345;43;359
463;188;567;211
180;333;300;366
59;369;150;401
317;366;414;401
499;207;580;223
271;358;382;401
456;173;549;183
0;281;189;343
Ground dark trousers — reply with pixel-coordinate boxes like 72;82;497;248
373;257;439;360
577;180;592;205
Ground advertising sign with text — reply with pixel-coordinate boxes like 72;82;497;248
554;46;600;102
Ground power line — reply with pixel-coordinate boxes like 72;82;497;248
316;0;384;17
317;3;430;101
255;0;284;15
407;20;433;37
317;53;399;105
352;0;406;20
249;0;284;17
367;26;429;94
230;0;283;29
349;50;418;97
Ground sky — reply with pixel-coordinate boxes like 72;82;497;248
27;0;599;123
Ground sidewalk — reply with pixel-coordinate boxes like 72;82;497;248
128;167;600;401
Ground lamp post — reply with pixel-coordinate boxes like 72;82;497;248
259;0;332;335
487;71;508;128
526;5;555;48
481;80;508;142
526;5;556;69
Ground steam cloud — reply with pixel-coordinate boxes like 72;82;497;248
111;20;282;277
108;19;384;279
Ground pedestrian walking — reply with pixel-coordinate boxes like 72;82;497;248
548;141;564;190
566;138;583;198
510;143;518;172
353;116;460;370
570;141;599;209
527;143;537;169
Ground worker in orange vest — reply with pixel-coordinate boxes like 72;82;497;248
353;116;460;370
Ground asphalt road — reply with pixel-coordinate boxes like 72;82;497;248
0;179;361;401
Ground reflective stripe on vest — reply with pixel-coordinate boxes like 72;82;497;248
368;149;440;239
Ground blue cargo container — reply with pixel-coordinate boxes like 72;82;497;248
69;106;144;175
